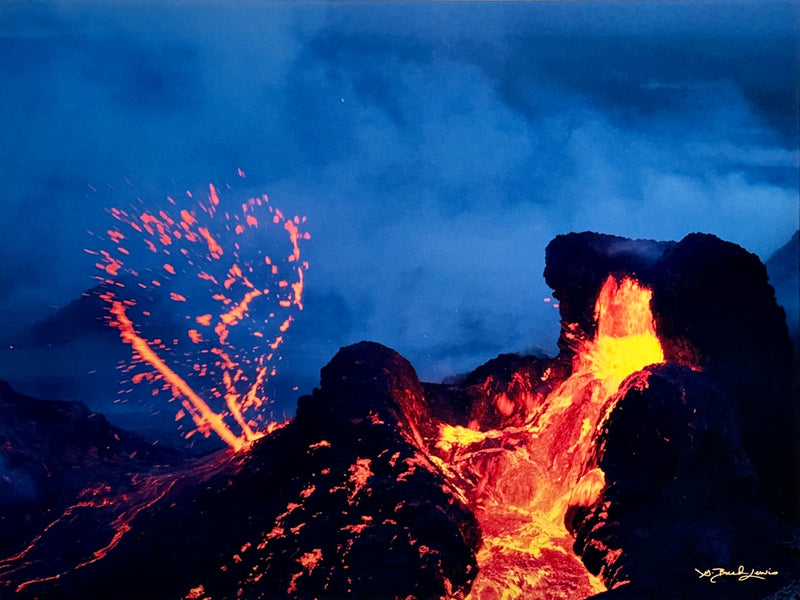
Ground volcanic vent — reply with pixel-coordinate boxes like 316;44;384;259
1;232;798;600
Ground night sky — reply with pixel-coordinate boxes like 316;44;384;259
1;1;798;429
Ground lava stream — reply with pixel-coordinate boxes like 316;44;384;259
438;275;664;600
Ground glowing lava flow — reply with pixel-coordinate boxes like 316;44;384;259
578;276;664;395
7;477;177;594
89;182;309;450
109;300;246;451
0;450;241;595
436;275;664;600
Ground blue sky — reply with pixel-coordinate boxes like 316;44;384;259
0;1;797;420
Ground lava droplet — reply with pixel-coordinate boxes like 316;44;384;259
92;182;310;451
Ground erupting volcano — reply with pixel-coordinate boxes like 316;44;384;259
435;274;667;599
1;230;797;600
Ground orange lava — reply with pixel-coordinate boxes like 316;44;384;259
291;267;305;309
346;458;374;503
92;181;309;451
8;474;178;594
198;227;223;259
97;250;123;276
109;300;245;451
219;289;262;326
209;183;220;206
578;275;664;395
438;275;664;600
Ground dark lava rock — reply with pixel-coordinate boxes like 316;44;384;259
0;380;183;557
423;353;566;433
546;231;799;522
4;343;480;600
655;234;798;522
421;381;474;428
544;232;671;354
568;363;799;600
304;340;437;445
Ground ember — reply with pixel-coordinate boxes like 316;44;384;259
91;182;310;450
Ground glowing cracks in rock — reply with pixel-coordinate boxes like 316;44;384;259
346;458;374;503
6;473;178;594
288;548;323;594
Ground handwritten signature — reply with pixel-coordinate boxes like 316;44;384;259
695;566;779;583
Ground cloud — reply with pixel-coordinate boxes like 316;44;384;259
0;1;797;414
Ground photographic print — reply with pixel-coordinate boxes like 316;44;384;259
1;2;798;599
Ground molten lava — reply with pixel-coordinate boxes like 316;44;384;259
578;275;664;395
109;300;247;451
91;181;309;451
6;216;672;600
0;181;309;594
437;275;664;599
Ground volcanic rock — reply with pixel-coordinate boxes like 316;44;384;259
423;352;564;432
543;232;670;353
3;343;480;600
546;232;799;522
0;380;183;558
567;363;798;600
766;229;799;352
4;231;799;600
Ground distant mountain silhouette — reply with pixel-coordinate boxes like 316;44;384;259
766;229;799;351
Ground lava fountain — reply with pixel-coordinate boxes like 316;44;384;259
0;182;311;594
88;181;310;451
435;275;664;599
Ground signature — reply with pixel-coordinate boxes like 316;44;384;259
695;566;779;583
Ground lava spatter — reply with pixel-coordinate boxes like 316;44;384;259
90;182;310;451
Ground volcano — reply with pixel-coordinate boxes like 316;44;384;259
1;232;798;600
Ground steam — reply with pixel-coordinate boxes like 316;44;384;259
0;454;38;506
0;2;796;406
